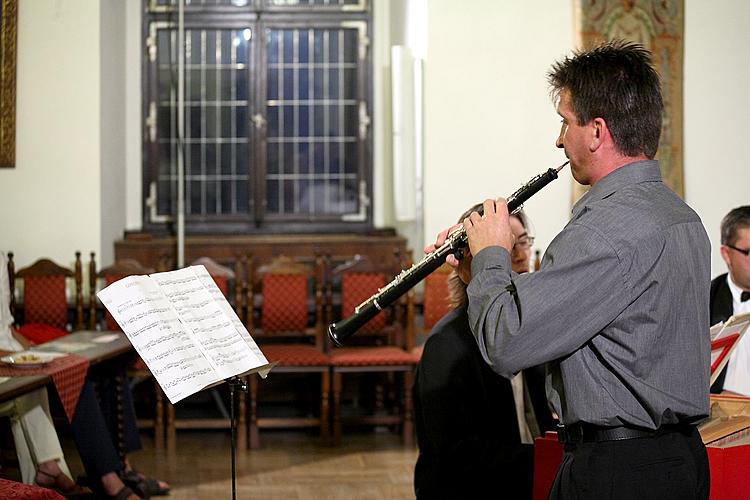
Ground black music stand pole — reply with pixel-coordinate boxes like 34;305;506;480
228;376;248;500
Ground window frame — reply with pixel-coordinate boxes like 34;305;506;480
141;1;372;235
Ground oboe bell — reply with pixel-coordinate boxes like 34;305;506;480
328;160;569;346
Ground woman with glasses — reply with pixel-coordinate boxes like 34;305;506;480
413;205;547;499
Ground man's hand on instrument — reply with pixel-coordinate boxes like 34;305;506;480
464;198;514;257
424;224;462;267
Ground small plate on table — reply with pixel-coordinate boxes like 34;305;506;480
0;351;64;368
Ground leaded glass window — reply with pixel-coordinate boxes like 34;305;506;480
151;25;252;218
143;2;371;234
264;26;361;217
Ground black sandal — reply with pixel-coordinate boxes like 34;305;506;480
112;485;140;500
35;468;91;497
121;469;170;497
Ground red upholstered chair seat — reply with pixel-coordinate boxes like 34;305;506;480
261;274;308;332
103;274;126;331
329;346;419;367
261;344;329;366
341;273;386;333
22;275;68;330
12;255;83;332
213;275;229;297
327;253;417;446
89;257;164;450
17;323;68;345
423;271;451;331
131;356;149;371
246;255;330;448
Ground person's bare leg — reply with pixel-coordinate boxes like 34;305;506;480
101;471;141;500
34;459;77;491
122;455;170;492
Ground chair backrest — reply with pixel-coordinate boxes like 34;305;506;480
327;252;414;350
90;256;154;330
248;255;324;348
421;262;453;332
13;253;83;331
190;256;236;297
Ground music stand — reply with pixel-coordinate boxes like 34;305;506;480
710;312;750;386
227;376;248;500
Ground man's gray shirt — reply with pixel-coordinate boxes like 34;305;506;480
467;160;710;429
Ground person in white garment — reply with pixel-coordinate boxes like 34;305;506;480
0;252;85;495
710;206;750;396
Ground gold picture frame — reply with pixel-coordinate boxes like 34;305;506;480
0;0;16;168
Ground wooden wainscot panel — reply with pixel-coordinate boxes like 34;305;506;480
114;231;408;271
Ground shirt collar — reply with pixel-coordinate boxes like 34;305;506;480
727;274;750;306
572;160;662;218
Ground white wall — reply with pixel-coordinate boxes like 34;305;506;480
0;0;101;270
100;0;127;266
424;0;750;277
684;0;750;275
2;0;749;278
125;0;142;231
424;0;574;257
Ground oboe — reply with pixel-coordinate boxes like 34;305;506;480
328;160;569;346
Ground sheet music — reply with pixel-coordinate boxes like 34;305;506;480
709;312;750;384
710;322;724;341
98;266;271;404
190;266;267;361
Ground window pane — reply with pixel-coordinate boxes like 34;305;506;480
153;26;253;219
145;14;369;231
155;0;249;5
266;28;359;214
265;0;362;7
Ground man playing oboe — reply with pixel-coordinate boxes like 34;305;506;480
433;41;711;499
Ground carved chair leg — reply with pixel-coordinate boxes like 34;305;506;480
374;377;385;416
154;381;164;450
166;402;176;456
115;373;126;463
332;371;342;446
320;370;330;445
402;369;415;447
248;375;259;450
238;377;247;449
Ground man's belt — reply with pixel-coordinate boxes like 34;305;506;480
556;422;691;444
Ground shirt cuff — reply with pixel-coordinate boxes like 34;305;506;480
470;246;512;277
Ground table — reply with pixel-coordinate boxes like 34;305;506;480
0;330;133;404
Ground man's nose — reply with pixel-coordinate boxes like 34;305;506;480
556;123;567;149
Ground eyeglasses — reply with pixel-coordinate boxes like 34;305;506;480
727;244;750;257
513;236;535;250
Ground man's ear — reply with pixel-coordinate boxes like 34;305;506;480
589;117;607;152
720;245;731;267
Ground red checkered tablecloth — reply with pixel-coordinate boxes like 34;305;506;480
0;354;89;421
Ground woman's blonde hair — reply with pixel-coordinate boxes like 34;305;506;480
447;205;527;309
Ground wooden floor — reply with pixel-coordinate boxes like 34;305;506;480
64;429;418;500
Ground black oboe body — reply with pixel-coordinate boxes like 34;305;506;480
327;161;569;346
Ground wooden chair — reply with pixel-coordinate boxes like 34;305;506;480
245;254;330;448
415;262;453;357
87;254;166;450
164;256;246;454
326;252;418;446
88;256;154;330
10;252;84;337
190;256;236;300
